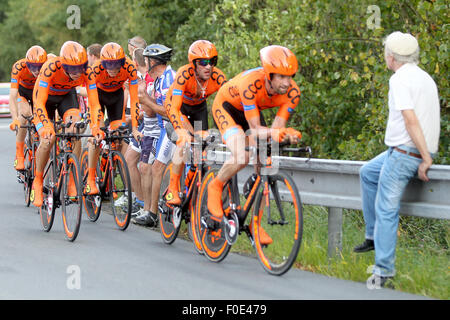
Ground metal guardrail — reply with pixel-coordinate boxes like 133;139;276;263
206;151;450;258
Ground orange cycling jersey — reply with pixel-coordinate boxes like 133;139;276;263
165;64;226;130
86;57;139;128
11;58;38;90
33;57;99;128
217;67;300;122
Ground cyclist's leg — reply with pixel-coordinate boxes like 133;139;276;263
14;97;32;170
85;115;105;195
14;86;34;170
32;101;58;207
208;100;249;220
58;90;81;197
166;104;196;205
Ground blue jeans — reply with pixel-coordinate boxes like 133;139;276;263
359;145;423;277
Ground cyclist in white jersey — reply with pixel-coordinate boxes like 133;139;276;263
133;44;176;226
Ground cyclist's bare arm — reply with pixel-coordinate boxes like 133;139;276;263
9;88;19;120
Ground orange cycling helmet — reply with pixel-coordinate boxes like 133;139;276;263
188;40;218;68
100;42;126;70
25;45;47;73
260;45;298;79
60;41;88;74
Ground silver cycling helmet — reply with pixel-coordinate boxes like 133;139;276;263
143;44;173;63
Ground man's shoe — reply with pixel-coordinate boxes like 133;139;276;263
114;194;128;207
249;220;273;245
133;211;158;227
131;207;144;218
31;181;44;208
14;157;25;171
367;274;395;289
165;189;181;206
354;239;374;253
206;178;224;221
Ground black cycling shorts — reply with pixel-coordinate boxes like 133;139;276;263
98;87;125;123
44;88;79;121
18;85;34;106
220;101;266;133
180;101;209;131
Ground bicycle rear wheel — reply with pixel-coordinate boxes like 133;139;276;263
158;161;181;244
22;143;34;207
61;153;83;242
109;151;132;230
195;167;231;263
39;160;56;232
80;148;102;222
252;171;303;276
189;178;203;255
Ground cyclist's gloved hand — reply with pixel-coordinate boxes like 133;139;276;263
271;128;289;142
9;119;20;131
194;130;209;142
91;126;105;142
175;128;192;147
286;128;302;140
39;125;55;140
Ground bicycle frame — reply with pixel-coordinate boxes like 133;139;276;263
220;142;311;243
95;129;131;197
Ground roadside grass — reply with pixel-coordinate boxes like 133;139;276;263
178;204;449;299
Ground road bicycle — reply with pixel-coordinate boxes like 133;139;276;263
195;138;311;275
80;125;132;230
158;130;218;252
17;114;39;207
38;118;85;241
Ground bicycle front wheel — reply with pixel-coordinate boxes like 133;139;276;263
39;160;56;232
252;171;303;276
80;148;102;222
109;151;132;230
61;153;83;242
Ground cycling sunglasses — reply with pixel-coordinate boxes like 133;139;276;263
196;56;218;67
101;58;125;70
26;62;44;73
62;62;88;74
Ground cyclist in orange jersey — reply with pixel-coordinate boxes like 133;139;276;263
9;45;47;170
164;40;227;205
84;42;142;195
30;41;101;208
208;45;303;244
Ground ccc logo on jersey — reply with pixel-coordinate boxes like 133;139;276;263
287;87;300;105
211;70;226;86
214;108;229;130
176;67;195;86
243;79;263;100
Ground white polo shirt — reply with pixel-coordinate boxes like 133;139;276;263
385;63;440;153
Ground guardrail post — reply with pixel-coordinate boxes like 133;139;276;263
327;207;343;259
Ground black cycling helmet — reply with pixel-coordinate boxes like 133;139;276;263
143;44;173;63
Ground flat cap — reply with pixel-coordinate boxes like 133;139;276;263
385;31;419;56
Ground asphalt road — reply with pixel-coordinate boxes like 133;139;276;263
0;119;428;301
